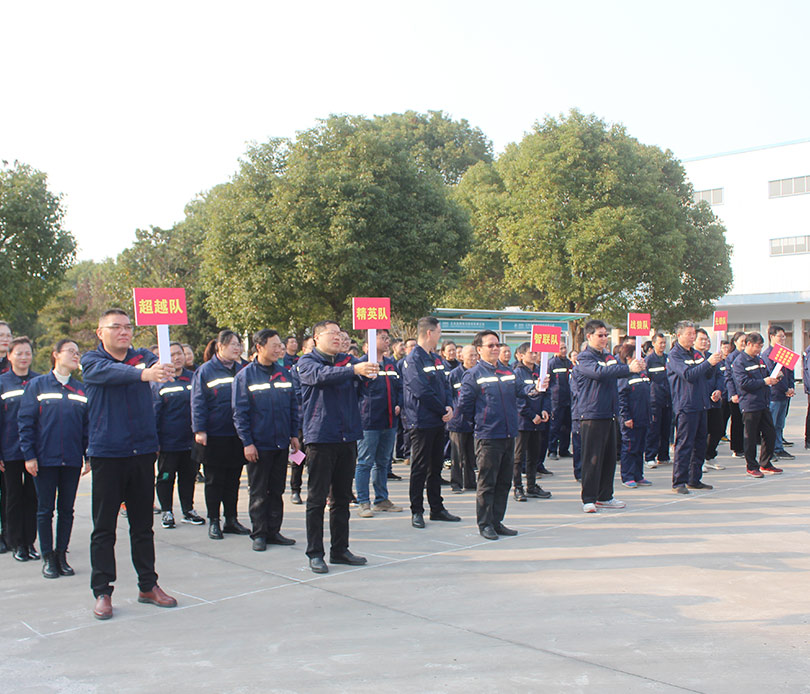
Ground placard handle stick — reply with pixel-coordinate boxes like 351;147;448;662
538;352;550;392
367;328;377;364
769;363;783;380
635;341;642;362
714;331;724;354
157;324;171;365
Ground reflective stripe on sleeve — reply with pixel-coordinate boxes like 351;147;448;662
274;382;292;389
422;366;436;373
500;374;516;381
552;368;567;373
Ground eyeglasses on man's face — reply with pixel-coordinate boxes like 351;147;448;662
101;324;134;332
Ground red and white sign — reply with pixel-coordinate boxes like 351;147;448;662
627;312;651;337
133;288;188;326
351;297;391;330
713;311;728;333
530;325;561;353
769;344;800;371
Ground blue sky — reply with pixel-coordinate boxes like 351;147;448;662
2;0;807;260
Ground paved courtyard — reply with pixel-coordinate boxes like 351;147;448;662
2;409;809;693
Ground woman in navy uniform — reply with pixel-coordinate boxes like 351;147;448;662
191;330;249;540
0;337;40;562
232;329;300;551
617;343;652;488
18;340;89;578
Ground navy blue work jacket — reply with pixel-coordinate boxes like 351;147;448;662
18;372;88;466
714;361;728;406
0;369;40;460
761;345;794;402
666;341;715;414
725;349;742;400
81;345;159;457
191;355;243;438
401;344;452;429
732;351;771;413
618;372;651;426
456;359;522;440
446;363;473;433
572;347;629;420
232;360;299;450
297;349;364;445
151;369;194;452
513;363;551;431
548;356;573;408
357;355;401;431
282;352;299;369
645;351;671;408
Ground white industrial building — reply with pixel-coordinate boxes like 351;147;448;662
681;138;810;368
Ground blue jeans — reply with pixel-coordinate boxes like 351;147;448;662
355;428;396;505
769;399;789;452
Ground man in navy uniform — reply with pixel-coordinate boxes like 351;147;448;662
401;316;460;529
644;333;672;469
547;342;572;462
446;345;478;494
666;321;724;494
761;326;796;462
81;309;178;620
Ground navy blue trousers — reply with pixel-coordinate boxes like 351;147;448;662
645;404;672;462
620;425;647;483
33;465;81;554
548;405;572;455
672;411;707;488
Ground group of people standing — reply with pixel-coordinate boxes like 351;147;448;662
0;310;806;621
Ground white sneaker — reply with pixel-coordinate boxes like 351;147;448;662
704;461;726;470
595;498;626;509
583;503;597;513
645;460;659;469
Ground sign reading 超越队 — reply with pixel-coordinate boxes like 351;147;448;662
133;288;188;326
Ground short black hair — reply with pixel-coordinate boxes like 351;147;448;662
745;332;764;346
313;320;339;337
514;341;531;357
417;316;440;337
767;325;785;338
584;319;607;336
472;330;499;348
51;339;78;368
696;327;709;338
254;329;280;347
285;335;298;346
99;308;128;323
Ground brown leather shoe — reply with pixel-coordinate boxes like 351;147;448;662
137;585;178;608
93;594;113;620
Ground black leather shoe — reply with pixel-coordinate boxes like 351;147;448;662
309;556;329;574
673;485;689;494
13;546;29;562
451;485;464;494
290;491;302;505
42;552;60;579
429;509;461;522
494;523;518;536
252;537;267;551
686;481;713;490
411;512;425;528
208;518;224;540
537;465;554;476
55;550;75;576
479;525;498;540
387;471;402;480
559;451;572;458
330;550;367;566
514;486;527;502
267;532;296;546
526;486;552;499
222;518;251;535
27;545;40;560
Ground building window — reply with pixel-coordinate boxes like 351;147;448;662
770;235;810;256
727;323;760;334
694;187;723;205
769;175;810;198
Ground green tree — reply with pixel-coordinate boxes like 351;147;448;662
201;116;472;334
489;110;731;331
0;161;76;319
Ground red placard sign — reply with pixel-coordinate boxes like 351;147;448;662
132;288;188;326
352;297;391;330
531;325;561;353
627;312;651;337
713;311;728;332
769;344;800;371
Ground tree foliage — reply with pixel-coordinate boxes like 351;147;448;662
452;110;733;331
0;161;76;319
201;115;473;335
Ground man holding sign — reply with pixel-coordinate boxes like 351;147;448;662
732;332;782;477
81;309;177;620
762;326;796;461
573;319;644;513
